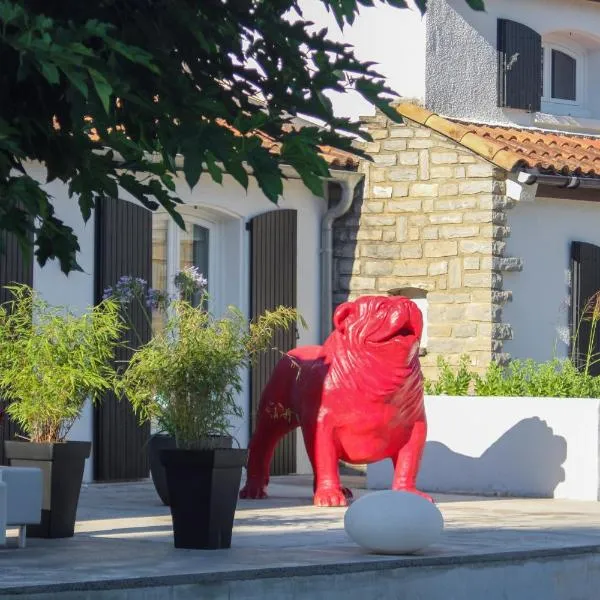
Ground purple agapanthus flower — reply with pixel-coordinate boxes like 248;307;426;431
146;288;171;311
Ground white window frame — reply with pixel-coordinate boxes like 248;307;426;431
541;41;586;112
164;210;223;315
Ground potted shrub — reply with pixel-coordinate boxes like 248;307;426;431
121;277;299;549
0;285;123;538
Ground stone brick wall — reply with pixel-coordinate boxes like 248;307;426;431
332;111;520;378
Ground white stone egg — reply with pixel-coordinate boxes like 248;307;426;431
344;490;444;555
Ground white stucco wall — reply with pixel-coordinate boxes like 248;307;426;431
28;167;96;482
503;195;600;362
296;0;427;120
368;395;600;501
426;0;600;130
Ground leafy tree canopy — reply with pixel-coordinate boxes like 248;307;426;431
0;0;484;273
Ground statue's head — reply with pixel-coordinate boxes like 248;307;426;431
331;295;423;365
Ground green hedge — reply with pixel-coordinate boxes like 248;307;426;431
425;356;600;398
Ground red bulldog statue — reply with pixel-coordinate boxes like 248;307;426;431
240;295;430;507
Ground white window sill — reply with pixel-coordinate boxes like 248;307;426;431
533;112;600;135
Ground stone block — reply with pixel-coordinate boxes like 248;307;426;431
440;225;480;239
361;245;403;259
357;229;383;241
364;261;393;276
466;303;502;321
362;215;396;227
459;239;492;254
335;243;361;259
339;276;376;291
430;166;454;179
464;211;493;223
429;213;462;224
382;139;408;151
388;167;418;181
396;217;408;242
370;168;387;183
373;154;397;166
492;290;512;304
428;292;471;304
426;338;468;353
365;201;384;213
422;199;434;212
453;323;478;338
370;129;389;140
438;183;459;196
431;152;458;164
428;324;452;337
409;215;429;226
399;152;419;165
454;166;466;178
372;186;393;198
394;262;428;276
409;227;420;241
464;272;492;288
419;150;430;180
410;183;439;197
424;241;458;257
493;257;524;272
463;256;480;270
459;155;477;163
376;278;435;292
408;139;434;149
428;261;448;276
423;226;439;240
415;128;432;137
389;127;414;138
392;183;410;197
387;199;422;212
383;230;396;242
492;323;513;340
434;198;478;211
467;163;495;178
448;258;462;288
401;243;423;259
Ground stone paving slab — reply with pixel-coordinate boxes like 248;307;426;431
2;475;600;594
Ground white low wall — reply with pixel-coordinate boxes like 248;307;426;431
367;395;600;501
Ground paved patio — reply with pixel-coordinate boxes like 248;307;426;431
2;475;600;598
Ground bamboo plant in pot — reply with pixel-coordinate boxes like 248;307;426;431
0;285;123;538
121;277;299;550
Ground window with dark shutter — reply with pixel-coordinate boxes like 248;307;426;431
497;19;543;111
551;49;577;101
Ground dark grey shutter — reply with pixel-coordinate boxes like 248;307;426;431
497;19;542;111
94;198;152;481
249;209;297;476
571;241;600;374
0;232;33;464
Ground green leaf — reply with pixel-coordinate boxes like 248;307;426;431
88;68;113;113
183;153;203;189
39;61;60;85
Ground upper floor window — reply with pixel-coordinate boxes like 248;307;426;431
542;43;582;106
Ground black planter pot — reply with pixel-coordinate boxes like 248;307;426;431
148;434;176;505
4;440;91;538
149;434;233;506
160;447;247;549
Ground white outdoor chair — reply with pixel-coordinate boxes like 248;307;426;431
0;466;43;548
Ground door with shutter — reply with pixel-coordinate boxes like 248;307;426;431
94;198;152;481
571;241;600;374
0;232;33;464
249;209;297;475
497;19;543;111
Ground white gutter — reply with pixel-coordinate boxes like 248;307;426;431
319;171;364;342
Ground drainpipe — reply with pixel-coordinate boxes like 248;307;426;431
320;171;364;342
518;170;600;190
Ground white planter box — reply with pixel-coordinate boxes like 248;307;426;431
367;395;600;501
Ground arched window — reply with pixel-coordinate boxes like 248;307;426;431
541;37;586;112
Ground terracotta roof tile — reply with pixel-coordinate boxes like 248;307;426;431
394;103;600;178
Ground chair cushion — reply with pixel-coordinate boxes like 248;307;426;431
0;467;43;525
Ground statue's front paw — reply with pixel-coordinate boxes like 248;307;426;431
314;486;348;507
239;480;268;500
